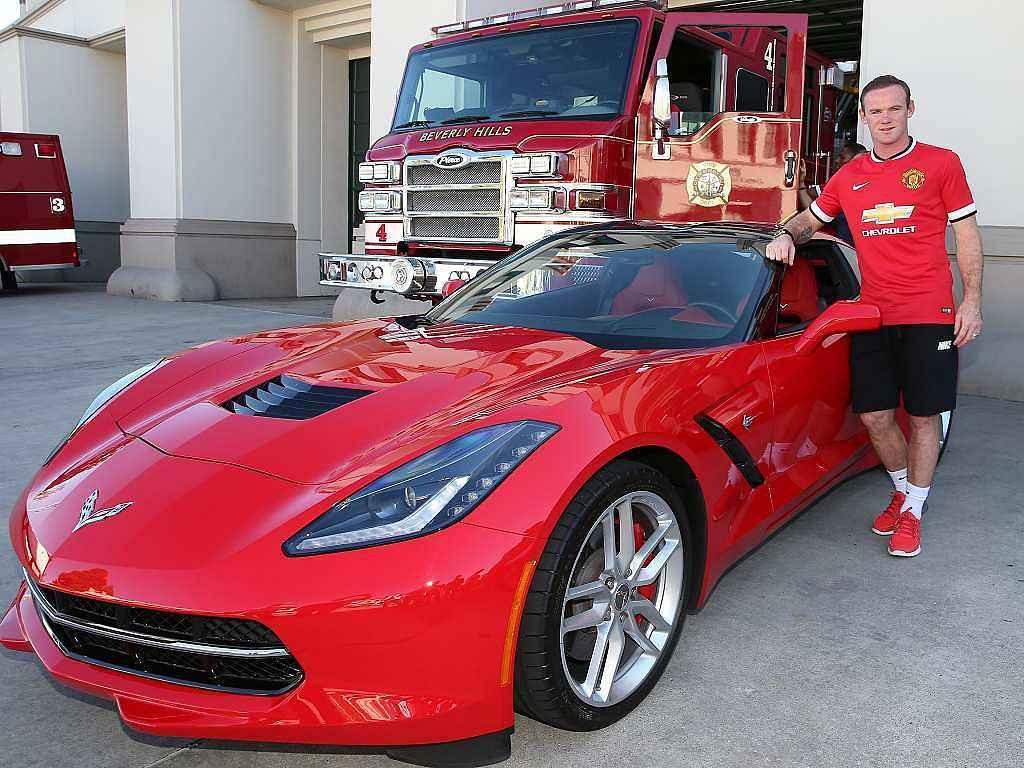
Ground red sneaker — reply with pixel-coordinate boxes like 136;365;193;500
888;513;921;557
871;491;906;536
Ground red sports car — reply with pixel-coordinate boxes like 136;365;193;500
2;222;950;766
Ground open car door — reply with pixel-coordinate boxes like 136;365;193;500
634;12;808;224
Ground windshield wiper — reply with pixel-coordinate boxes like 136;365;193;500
394;120;435;130
439;115;491;125
498;110;558;119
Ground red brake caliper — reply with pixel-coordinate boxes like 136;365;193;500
632;522;657;626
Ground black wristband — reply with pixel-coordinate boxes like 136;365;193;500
775;229;795;243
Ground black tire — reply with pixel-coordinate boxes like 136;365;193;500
1;269;16;291
513;459;691;730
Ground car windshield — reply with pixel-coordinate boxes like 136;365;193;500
392;20;639;130
425;228;772;350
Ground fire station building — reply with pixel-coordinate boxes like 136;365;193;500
0;0;1020;312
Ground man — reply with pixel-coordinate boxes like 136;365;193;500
798;142;868;243
766;75;984;558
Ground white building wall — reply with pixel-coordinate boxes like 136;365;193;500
368;0;460;143
0;37;26;130
20;36;128;221
28;0;126;37
124;0;178;219
859;0;1019;228
176;0;292;223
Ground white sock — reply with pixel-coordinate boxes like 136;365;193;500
887;467;908;495
900;482;930;519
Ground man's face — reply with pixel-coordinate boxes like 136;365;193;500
859;85;915;152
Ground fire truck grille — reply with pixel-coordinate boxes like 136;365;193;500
408;188;501;213
408;161;502;186
409;217;501;240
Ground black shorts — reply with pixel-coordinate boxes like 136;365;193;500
850;324;958;417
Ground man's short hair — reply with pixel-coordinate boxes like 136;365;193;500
843;142;867;155
860;75;912;108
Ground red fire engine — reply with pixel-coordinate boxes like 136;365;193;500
320;0;842;300
0;132;80;290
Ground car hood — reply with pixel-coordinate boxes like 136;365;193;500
118;318;654;485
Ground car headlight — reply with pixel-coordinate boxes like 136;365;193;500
284;420;559;555
43;360;164;465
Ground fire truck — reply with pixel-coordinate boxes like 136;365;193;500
0;132;81;290
320;0;842;301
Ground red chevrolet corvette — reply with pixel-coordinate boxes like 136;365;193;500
3;222;950;766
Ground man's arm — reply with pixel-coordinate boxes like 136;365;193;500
765;209;827;265
951;216;984;347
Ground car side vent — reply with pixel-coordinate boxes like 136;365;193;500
225;374;370;420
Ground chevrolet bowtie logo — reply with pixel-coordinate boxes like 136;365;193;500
862;202;915;226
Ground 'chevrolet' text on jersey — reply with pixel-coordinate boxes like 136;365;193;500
810;138;977;325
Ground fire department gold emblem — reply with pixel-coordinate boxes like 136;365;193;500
901;168;926;190
687;161;732;207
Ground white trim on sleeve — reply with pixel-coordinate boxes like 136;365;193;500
947;202;977;222
809;200;835;224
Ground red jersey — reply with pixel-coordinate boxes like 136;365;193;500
810;138;976;325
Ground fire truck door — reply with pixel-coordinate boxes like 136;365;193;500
633;13;808;225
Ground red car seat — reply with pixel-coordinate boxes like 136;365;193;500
610;259;687;315
779;258;823;325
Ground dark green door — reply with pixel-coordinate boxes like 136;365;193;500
349;57;371;240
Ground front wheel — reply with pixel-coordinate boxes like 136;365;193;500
514;460;690;730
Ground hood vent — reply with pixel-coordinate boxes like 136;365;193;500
225;374;370;420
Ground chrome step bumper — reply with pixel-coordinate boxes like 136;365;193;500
319;253;496;297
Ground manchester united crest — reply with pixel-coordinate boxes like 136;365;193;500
901;168;926;190
686;161;732;207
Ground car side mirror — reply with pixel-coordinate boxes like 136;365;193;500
794;300;881;356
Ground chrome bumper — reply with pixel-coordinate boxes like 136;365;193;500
319;253;495;297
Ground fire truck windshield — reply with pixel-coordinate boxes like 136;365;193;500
392;20;639;130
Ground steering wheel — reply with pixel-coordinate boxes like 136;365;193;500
685;301;738;325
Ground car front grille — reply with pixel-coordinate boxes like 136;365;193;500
28;578;303;695
409;217;501;240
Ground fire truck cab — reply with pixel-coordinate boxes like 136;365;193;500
320;0;843;300
0;132;81;290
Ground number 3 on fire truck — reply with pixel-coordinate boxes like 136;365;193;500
376;224;387;243
50;196;65;214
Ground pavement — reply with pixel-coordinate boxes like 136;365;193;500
1;283;1021;768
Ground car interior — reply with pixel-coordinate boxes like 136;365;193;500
774;240;860;334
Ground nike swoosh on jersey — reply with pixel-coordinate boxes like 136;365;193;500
853;182;871;191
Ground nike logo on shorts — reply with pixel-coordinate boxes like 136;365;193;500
853;182;871;191
937;340;952;350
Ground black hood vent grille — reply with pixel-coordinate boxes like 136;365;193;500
224;374;370;420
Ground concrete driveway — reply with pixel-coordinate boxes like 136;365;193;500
1;284;1021;768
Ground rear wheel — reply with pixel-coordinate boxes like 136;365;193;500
1;269;16;291
514;460;690;730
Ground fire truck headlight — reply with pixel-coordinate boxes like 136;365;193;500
359;191;402;213
510;153;561;177
510;188;554;210
359;161;401;183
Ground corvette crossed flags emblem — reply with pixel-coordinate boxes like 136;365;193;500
72;490;133;533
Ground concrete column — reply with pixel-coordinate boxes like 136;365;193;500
110;0;297;301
